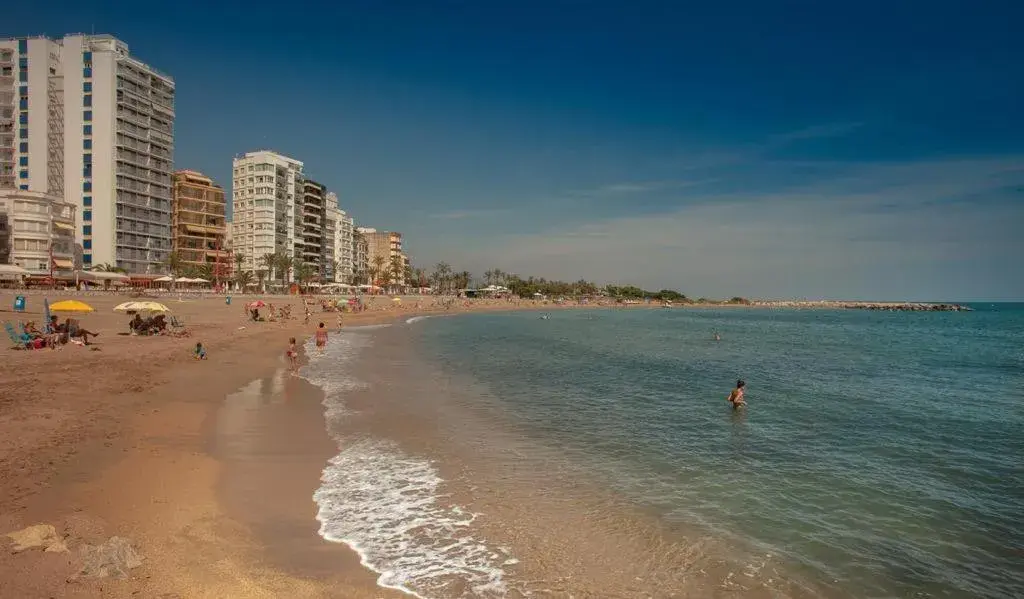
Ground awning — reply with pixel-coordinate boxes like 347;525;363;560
52;258;74;269
53;222;75;232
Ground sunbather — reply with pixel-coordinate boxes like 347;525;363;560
64;318;99;345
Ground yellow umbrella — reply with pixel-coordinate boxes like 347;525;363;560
49;300;94;313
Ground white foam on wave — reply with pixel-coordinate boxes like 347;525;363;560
314;439;512;598
301;332;514;598
405;315;431;324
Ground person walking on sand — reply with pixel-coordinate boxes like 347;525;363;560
727;380;746;409
286;337;299;371
315;322;328;353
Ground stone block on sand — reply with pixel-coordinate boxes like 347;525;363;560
77;536;143;579
5;524;69;553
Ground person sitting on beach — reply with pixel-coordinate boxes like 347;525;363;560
286;337;299;371
129;313;144;335
727;380;746;409
315;322;328;353
64;318;100;345
194;342;207;360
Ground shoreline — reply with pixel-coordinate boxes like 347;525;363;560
0;292;988;597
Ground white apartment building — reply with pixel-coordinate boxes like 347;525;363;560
231;150;303;275
0;34;175;273
0;189;77;273
324;191;353;284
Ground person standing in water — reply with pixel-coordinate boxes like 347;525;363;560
727;380;746;409
315;322;329;353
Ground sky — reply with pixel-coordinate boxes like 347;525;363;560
6;1;1024;300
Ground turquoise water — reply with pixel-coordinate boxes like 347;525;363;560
415;305;1024;598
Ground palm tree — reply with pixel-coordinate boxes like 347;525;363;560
256;269;266;292
389;255;404;293
197;262;214;282
233;253;245;277
235;269;253;290
371;255;387;288
379;268;393;292
431;262;452;294
260;253;277;290
292;257;315;289
366;266;379;289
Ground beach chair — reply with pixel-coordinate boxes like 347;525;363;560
4;322;31;350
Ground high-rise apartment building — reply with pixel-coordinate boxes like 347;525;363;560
353;227;368;284
230;150;303;275
357;227;406;286
171;170;228;277
0;34;175;273
298;179;325;275
324;193;354;284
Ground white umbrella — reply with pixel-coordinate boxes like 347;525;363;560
155;275;174;282
191;277;209;284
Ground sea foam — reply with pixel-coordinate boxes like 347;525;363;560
405;315;431;324
302;332;512;598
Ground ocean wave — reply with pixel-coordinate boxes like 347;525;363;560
314;439;511;598
303;332;513;598
405;315;432;324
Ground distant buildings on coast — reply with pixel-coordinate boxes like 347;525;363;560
0;33;409;286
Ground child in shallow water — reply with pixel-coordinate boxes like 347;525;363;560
287;337;298;371
194;342;207;360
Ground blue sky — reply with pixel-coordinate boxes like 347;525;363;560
7;1;1023;300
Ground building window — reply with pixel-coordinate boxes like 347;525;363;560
83;139;92;150
18;39;27;52
83;240;92;250
83;196;92;207
83;181;91;192
83;224;92;235
83;254;91;264
19;156;28;167
18;71;27;82
19;129;27;139
83;67;92;78
83;124;92;136
19;57;27;68
83;210;92;221
83;110;92;121
83;81;92;93
19;170;28;179
19;185;28;191
83;51;92;63
19;98;27;110
83;164;92;177
19;112;27;125
83;153;92;164
18;142;27;153
83;94;92;107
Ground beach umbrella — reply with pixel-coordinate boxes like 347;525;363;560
246;300;267;308
49;300;94;313
114;301;170;313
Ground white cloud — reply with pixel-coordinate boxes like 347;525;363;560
458;156;1024;300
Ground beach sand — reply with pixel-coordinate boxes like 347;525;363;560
0;291;559;598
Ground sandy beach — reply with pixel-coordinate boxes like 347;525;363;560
0;291;560;598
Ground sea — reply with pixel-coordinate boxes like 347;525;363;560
301;304;1024;599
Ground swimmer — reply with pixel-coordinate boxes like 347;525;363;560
714;331;721;341
727;380;746;409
